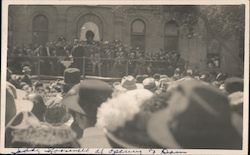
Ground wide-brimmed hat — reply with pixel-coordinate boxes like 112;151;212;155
147;80;242;149
62;79;113;115
115;76;143;91
63;68;81;85
224;77;243;94
5;111;78;147
143;78;157;92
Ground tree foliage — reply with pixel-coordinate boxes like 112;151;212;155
165;5;245;39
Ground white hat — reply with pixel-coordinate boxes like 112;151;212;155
114;76;143;91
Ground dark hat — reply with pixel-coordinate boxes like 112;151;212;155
224;77;243;94
136;75;145;83
62;79;113;115
153;74;161;80
63;68;81;85
147;80;242;149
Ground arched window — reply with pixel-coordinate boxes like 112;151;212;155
131;19;146;51
77;14;103;41
32;15;48;45
164;21;179;51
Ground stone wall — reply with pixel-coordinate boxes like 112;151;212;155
8;5;243;75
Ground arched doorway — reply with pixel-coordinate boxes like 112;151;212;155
32;14;48;46
80;22;100;41
77;14;103;41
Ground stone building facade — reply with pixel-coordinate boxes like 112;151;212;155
8;5;243;75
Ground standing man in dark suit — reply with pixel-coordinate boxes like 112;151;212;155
72;41;85;74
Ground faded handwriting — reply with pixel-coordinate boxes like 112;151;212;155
44;148;90;154
11;148;187;154
11;148;40;154
109;149;143;155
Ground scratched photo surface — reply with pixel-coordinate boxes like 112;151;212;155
2;1;248;154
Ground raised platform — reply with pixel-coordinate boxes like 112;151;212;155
28;75;122;83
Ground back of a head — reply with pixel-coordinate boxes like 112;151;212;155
86;30;95;41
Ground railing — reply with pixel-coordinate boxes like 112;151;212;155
7;56;183;78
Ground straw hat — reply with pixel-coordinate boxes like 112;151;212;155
5;112;78;147
142;78;157;92
114;76;143;91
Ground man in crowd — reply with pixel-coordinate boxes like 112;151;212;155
20;65;32;86
72;41;85;74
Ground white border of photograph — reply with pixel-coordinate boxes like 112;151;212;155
1;0;249;154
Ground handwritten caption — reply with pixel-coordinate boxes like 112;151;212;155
11;148;187;155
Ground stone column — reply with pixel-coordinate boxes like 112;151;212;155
55;6;67;39
113;10;124;41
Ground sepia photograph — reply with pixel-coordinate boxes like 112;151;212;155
1;0;249;154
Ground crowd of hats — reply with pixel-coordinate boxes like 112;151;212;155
95;72;243;148
5;64;244;149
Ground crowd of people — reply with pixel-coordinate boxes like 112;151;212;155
5;63;243;148
7;31;185;77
